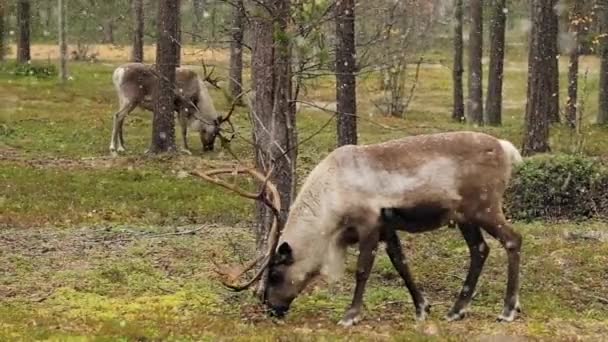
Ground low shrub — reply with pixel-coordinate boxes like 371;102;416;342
1;61;58;78
506;154;608;221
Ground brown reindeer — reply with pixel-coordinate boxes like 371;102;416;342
193;131;524;326
109;62;236;155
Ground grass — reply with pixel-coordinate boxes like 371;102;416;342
1;43;608;340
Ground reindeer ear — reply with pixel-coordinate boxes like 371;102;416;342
276;242;293;265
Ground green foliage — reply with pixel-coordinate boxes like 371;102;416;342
506;154;608;221
0;61;58;78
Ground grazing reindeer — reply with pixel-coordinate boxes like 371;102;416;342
193;131;524;326
109;62;235;155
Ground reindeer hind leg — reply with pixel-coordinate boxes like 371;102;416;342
115;101;138;152
446;223;489;321
473;208;522;322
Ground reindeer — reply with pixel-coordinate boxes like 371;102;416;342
109;62;236;155
193;131;524;326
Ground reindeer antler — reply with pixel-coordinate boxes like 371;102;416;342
201;59;221;90
190;165;281;291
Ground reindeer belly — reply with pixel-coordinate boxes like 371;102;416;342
380;204;453;233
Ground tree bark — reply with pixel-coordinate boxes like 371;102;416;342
132;0;145;63
566;0;582;129
547;1;560;123
192;0;204;43
485;0;507;126
467;0;483;125
17;0;31;64
335;0;357;146
58;0;67;82
522;0;553;156
452;0;464;122
599;0;608;124
250;0;297;296
229;0;245;103
150;0;180;153
102;19;115;44
175;0;181;66
0;1;5;62
45;0;52;34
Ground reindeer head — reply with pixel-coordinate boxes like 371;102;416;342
194;61;239;151
263;240;322;317
191;165;319;318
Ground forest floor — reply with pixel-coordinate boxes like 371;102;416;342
1;45;608;340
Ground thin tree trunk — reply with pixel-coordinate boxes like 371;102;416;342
0;1;5;62
566;1;582;129
485;0;507;126
102;19;115;44
522;0;553;156
548;1;560;123
452;0;464;122
17;0;31;64
229;0;244;103
58;0;67;82
175;0;181;66
335;0;357;146
251;0;296;297
467;0;483;125
598;0;608;124
132;0;144;62
45;0;52;34
150;0;179;154
192;0;203;43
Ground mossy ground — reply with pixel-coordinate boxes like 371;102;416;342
1;44;608;340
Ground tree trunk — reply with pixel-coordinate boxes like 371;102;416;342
132;0;145;63
229;0;245;103
566;1;582;129
599;0;608;124
192;0;204;43
547;1;560;123
335;0;357;146
452;0;464;122
485;0;507;126
150;0;180;154
251;0;297;297
175;0;181;66
522;0;553;156
58;0;67;82
0;1;5;62
467;0;483;125
17;0;31;64
102;19;115;44
45;0;52;34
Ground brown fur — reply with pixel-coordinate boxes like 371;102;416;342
109;63;221;154
264;131;523;325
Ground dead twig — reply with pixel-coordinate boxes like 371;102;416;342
97;225;213;244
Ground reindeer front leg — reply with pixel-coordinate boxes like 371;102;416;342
177;112;192;155
383;226;430;321
338;229;379;327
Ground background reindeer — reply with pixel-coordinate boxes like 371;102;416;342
194;131;524;326
109;62;234;155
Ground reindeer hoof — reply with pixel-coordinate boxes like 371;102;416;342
338;310;362;327
117;146;126;153
180;148;193;155
445;311;466;322
496;307;520;322
415;298;430;321
445;306;469;322
497;299;521;323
